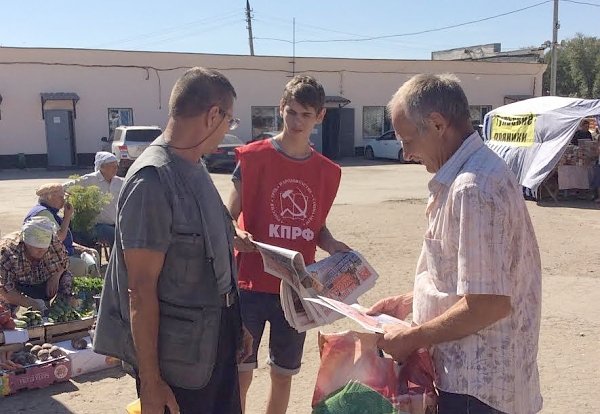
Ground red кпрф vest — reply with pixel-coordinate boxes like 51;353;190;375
235;139;341;294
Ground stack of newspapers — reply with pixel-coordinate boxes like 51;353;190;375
253;241;379;332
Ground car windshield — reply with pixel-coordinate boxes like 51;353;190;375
125;129;162;142
222;135;243;145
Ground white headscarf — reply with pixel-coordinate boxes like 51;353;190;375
94;151;118;171
22;216;57;249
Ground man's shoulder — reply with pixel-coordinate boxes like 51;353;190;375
454;147;514;193
312;151;341;171
238;139;272;156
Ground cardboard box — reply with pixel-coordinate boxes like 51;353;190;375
57;337;119;377
1;358;71;396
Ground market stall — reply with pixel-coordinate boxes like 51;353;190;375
483;96;600;199
0;277;116;397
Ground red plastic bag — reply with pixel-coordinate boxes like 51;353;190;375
313;330;437;414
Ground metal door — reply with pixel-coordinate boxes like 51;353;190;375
338;108;355;157
44;110;75;167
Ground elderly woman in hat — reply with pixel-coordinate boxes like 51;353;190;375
64;151;124;246
0;217;72;311
24;183;99;277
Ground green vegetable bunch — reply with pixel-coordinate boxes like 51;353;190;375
66;180;112;234
72;277;104;296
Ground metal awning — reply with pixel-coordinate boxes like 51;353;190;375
40;92;80;119
325;95;351;107
40;92;80;103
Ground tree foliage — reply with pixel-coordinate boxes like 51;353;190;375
543;34;600;98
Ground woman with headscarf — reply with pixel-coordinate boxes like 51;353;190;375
0;217;72;311
64;151;124;246
24;182;99;277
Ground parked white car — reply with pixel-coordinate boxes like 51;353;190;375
101;125;162;176
364;130;405;162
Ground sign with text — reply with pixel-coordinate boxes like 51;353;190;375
490;114;536;147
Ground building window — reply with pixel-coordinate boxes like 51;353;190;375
363;106;391;139
251;106;282;139
469;105;492;125
108;108;133;140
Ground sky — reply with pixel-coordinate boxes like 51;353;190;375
1;0;599;60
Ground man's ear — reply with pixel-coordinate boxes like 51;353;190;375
316;108;326;124
428;112;449;137
205;105;221;129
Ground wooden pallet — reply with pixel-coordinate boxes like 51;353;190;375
45;317;95;344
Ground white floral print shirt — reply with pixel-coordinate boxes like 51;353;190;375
412;132;543;414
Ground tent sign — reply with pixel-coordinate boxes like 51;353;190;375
490;114;536;147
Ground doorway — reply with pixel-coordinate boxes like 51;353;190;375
44;110;76;168
321;108;355;159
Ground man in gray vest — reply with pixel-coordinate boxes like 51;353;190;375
94;67;251;414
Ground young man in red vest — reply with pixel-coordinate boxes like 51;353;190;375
228;75;349;414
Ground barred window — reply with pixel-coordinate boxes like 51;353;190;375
363;106;391;139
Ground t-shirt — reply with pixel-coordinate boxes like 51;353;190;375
116;161;233;295
231;138;312;181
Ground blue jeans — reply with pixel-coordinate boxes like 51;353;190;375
438;390;506;414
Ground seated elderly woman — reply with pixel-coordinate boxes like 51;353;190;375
0;217;72;311
24;183;100;277
64;151;123;246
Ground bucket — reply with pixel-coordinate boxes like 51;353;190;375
126;399;141;414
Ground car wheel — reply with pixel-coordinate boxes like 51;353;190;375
397;148;405;163
365;146;375;160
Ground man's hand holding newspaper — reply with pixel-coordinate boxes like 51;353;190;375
252;241;381;332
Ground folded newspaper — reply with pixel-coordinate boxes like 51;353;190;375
253;241;379;332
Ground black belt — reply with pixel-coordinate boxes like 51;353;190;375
221;289;237;308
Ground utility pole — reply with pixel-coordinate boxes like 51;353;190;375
246;0;255;56
550;0;559;95
292;18;296;75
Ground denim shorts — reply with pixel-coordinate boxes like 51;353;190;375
237;289;306;376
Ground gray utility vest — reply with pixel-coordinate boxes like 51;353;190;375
93;140;239;389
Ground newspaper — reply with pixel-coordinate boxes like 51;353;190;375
253;241;378;332
304;296;407;333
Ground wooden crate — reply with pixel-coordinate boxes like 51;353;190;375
0;326;45;347
0;326;45;357
45;317;95;344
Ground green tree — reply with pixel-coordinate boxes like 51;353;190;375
543;34;600;98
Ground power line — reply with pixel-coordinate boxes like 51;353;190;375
253;1;552;46
129;17;245;49
91;10;241;48
561;0;600;7
297;1;552;43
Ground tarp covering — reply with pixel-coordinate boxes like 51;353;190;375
483;96;600;191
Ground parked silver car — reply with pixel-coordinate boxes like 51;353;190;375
101;125;162;176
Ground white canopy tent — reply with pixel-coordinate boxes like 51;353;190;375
483;96;600;192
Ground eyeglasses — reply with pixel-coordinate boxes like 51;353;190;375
219;108;240;131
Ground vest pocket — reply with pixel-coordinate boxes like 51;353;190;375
157;306;221;389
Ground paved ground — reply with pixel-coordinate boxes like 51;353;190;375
1;160;598;413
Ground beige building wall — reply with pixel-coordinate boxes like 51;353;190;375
0;47;546;167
